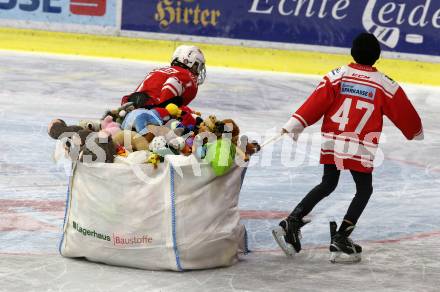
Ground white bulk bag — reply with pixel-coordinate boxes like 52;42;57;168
59;155;247;271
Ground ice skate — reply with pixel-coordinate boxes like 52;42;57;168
272;217;310;256
329;221;362;264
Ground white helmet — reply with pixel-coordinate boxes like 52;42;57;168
171;45;206;85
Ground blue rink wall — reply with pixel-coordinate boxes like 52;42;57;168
1;0;440;59
0;0;117;27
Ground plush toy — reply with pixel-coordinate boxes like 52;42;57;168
165;103;182;118
205;138;236;176
101;115;121;137
197;117;261;173
221;119;261;162
103;102;135;124
242;136;261;160
146;124;190;147
181;143;192;156
205;115;218;130
120;103;184;138
193;116;226;161
147;153;161;169
220;118;248;161
48;119;116;163
49;119;85;139
167;136;186;154
149;136;167;151
149;136;174;157
196;118;235;175
112;130;149;152
191;136;211;162
198;115;219;134
222;119;240;144
115;145;129;157
147;124;171;138
79;119;101;132
179;136;194;156
174;105;199;131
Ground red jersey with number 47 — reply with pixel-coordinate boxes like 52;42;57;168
286;63;423;173
121;66;198;107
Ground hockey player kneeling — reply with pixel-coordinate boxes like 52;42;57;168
272;33;423;263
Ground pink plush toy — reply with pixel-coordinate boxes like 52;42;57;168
101;115;121;137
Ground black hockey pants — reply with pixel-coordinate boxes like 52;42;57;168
288;164;373;226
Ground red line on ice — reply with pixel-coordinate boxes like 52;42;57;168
0;199;289;219
385;156;440;173
253;230;440;253
0;199;65;213
240;210;289;219
0;213;59;232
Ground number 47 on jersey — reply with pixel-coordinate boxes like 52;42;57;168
331;98;375;134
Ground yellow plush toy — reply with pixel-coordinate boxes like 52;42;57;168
165;103;182;118
147;153;161;169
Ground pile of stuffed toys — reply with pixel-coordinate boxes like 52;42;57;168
48;99;260;176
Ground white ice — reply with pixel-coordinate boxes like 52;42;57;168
0;50;439;291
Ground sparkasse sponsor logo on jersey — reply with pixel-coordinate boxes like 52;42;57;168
341;82;376;100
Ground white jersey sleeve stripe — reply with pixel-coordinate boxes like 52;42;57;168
315;82;326;92
293;113;308;127
163;77;183;96
162;85;178;96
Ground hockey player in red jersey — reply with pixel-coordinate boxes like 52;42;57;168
121;45;206;108
272;33;423;263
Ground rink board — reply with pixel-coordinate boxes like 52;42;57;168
1;27;440;86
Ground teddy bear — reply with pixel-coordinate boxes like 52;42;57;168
221;118;252;162
221;118;261;162
101;115;121;137
48;119;116;163
197;115;219;134
79;119;101;132
192;115;222;159
102;102;135;124
112;130;150;153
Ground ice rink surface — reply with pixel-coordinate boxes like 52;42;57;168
1;50;439;291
